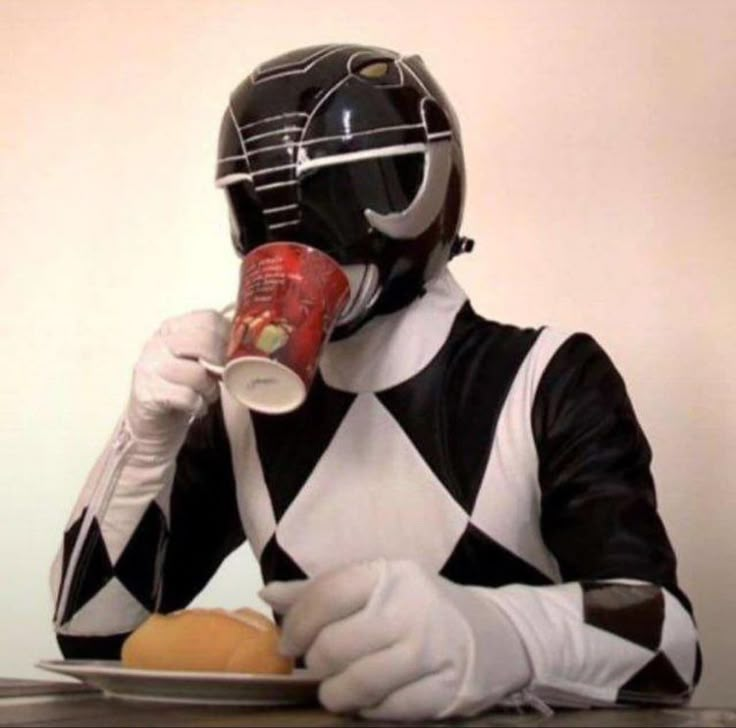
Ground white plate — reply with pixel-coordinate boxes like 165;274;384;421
36;660;320;706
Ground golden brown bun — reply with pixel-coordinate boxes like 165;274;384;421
121;607;293;674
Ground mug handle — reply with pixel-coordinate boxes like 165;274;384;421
200;359;225;378
199;303;235;378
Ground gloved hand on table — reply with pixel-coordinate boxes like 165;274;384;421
260;559;532;721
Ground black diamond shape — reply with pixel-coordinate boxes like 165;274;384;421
377;305;540;514
251;373;356;521
114;501;168;611
55;510;86;620
260;534;308;585
61;511;85;581
60;517;114;625
440;522;553;588
260;536;309;633
582;582;664;651
617;652;690;703
57;632;129;660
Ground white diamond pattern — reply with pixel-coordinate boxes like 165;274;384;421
58;577;150;636
276;393;469;577
661;588;698;685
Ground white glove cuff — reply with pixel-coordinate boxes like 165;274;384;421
438;583;534;718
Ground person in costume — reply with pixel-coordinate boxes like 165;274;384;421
51;44;701;721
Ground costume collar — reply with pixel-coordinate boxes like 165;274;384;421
319;268;467;393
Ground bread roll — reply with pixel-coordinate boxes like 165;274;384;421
121;607;293;674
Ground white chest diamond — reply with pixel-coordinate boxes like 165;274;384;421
276;393;469;577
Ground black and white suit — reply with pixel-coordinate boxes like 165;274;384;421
52;269;700;707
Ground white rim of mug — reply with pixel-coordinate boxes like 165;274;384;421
222;356;306;414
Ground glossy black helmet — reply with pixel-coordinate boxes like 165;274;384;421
216;44;469;337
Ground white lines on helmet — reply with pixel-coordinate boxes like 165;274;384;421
215;172;253;188
263;204;300;215
301;74;354;144
268;219;301;231
232;123;426;161
264;45;346;73
397;57;432;98
297;143;426;174
218;154;251;163
252;45;352;84
239;113;309;132
228;104;251;169
301;123;424;147
255;179;299;192
218;142;427;188
217;157;299;174
244;126;305;144
246;142;300;158
253;163;298;177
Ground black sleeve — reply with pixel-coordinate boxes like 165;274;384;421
533;333;683;598
531;333;701;699
158;399;246;612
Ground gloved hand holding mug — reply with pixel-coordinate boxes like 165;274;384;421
125;310;230;461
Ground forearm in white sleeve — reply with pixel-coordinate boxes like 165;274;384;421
483;579;700;709
52;415;178;638
52;309;233;649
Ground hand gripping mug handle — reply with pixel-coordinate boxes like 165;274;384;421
199;303;235;378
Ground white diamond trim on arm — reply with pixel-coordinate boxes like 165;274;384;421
56;577;151;637
660;588;699;686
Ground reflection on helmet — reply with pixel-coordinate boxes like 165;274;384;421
216;44;469;338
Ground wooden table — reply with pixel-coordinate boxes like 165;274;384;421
2;679;735;727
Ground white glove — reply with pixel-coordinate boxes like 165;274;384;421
260;559;532;721
125;310;229;460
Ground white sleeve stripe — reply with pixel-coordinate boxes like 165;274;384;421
222;392;276;560
470;327;573;580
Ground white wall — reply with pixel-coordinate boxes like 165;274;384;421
1;0;734;705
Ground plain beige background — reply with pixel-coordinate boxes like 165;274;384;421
1;0;734;706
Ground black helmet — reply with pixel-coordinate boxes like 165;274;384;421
217;44;470;338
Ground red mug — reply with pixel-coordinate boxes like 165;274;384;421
202;243;350;414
